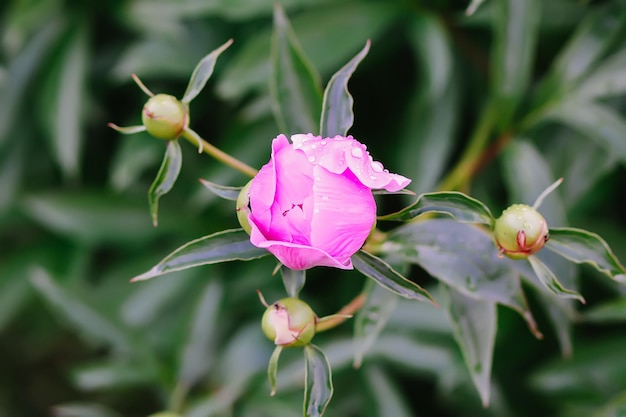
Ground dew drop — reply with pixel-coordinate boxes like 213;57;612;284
351;147;363;158
311;144;317;149
308;156;315;163
321;140;327;146
322;195;329;200
369;175;377;180
371;161;384;172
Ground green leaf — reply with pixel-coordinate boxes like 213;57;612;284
534;5;626;102
270;3;322;135
543;100;626;163
378;191;494;226
303;344;333;417
52;403;122;417
386;219;541;338
217;2;397;100
363;365;413;417
182;39;233;103
319;40;369;137
149;140;182;227
198;178;242;201
352;250;436;304
527;255;585;302
280;267;306;298
353;281;398;368
109;132;162;192
40;22;89;179
71;360;155;391
491;0;540;129
107;124;147;135
29;268;133;353
268;345;283;396
547;227;626;283
178;280;223;385
131;229;269;282
442;284;496;407
575;49;626;100
397;15;459;195
584;299;626;324
0;18;64;148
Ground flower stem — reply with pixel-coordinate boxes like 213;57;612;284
315;293;366;332
182;128;258;178
437;102;496;192
168;381;189;414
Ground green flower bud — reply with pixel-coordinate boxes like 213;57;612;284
261;297;316;347
494;204;549;259
142;94;188;140
236;180;253;235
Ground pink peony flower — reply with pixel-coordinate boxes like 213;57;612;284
247;133;410;270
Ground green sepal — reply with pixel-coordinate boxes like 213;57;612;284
148;140;182;227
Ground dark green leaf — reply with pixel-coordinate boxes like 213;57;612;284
149;140;182;227
575;49;626;100
543;100;626;163
131;229;269;282
198;178;242;201
178;280;223;385
319;40;369;137
442;284;496;407
527;255;585;302
109;133;162;192
280;267;305;298
268;345;283;396
0;18;64;148
217;3;398;100
491;0;540;128
386;219;541;338
363;365;413;417
71;360;155;391
397;15;459;195
304;344;333;417
547;227;626;283
52;403;122;417
353;281;398;368
378;191;494;226
534;5;626;102
270;3;322;135
30;268;133;352
40;22;88;179
182;39;233;103
352;250;436;304
584;299;626;323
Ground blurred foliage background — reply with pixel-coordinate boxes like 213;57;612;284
2;0;626;416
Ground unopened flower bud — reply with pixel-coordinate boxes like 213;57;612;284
261;297;316;347
142;94;188;140
236;180;253;235
494;204;549;259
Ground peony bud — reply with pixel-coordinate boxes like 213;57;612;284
236;180;253;235
494;204;549;259
142;94;188;140
261;297;316;347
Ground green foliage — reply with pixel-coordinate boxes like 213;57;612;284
2;0;626;417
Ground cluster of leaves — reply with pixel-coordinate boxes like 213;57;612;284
2;1;626;417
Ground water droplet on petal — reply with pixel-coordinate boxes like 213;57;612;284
311;144;316;149
351;147;363;158
370;175;377;180
322;195;329;200
371;161;384;172
321;140;327;146
308;156;316;163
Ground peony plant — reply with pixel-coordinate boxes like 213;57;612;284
108;4;626;416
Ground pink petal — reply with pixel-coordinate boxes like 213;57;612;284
291;133;411;191
310;165;375;260
253;239;353;270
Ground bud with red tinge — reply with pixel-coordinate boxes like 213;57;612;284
494;204;549;259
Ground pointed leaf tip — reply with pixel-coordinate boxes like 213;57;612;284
182;39;234;104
